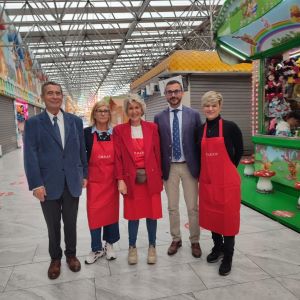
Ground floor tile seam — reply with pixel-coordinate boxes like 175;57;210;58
4;277;95;293
244;253;286;278
0;255;108;270
98;260;200;278
92;277;97;300
187;262;208;290
240;244;300;257
31;244;39;264
151;291;198;300
273;276;300;299
2;265;14;293
155;292;197;300
237;227;290;237
196;276;279;293
244;251;300;265
274;272;300;279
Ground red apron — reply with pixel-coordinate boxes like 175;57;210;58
87;134;119;229
123;138;162;220
199;119;241;236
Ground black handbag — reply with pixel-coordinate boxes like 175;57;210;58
135;168;147;184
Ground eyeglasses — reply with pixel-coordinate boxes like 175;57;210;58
165;89;182;96
95;109;109;114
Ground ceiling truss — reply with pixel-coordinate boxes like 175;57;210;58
1;0;223;105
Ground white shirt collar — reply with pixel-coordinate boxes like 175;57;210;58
91;126;113;135
169;104;183;112
46;109;63;121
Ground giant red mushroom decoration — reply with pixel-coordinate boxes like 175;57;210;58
294;182;300;209
240;157;255;176
254;170;276;193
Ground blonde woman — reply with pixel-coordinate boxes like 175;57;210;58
114;93;163;265
84;100;120;264
199;91;243;276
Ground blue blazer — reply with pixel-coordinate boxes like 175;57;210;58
154;106;202;180
23;110;88;200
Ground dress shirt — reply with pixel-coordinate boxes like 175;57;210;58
91;126;113;136
46;109;65;148
169;104;185;162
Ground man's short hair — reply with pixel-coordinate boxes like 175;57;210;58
41;81;63;96
165;80;183;92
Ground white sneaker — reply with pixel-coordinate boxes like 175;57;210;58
84;250;104;264
105;242;117;260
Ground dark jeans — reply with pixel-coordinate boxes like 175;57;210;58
90;222;120;252
212;231;235;258
128;219;157;247
41;185;79;260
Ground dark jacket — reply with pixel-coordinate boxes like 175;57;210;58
154;105;202;180
24;110;88;200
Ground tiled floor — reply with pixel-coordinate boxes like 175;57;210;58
0;149;300;300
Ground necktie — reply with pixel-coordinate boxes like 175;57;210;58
172;109;181;160
53;116;62;147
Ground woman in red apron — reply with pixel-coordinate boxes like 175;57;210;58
199;91;243;276
114;93;163;265
84;100;120;264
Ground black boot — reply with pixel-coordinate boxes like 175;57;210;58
207;245;224;263
207;232;224;263
219;236;235;276
219;256;232;276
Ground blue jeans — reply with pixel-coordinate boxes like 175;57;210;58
128;219;157;247
90;222;120;252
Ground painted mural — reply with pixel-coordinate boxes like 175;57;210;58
254;143;300;187
0;6;46;98
215;0;300;58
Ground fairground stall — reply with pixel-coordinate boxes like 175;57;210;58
131;50;253;154
214;0;300;232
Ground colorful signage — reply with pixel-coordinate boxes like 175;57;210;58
215;0;300;59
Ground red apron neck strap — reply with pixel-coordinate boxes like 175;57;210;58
203;123;207;137
219;119;223;137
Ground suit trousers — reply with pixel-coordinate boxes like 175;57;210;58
164;163;200;243
41;184;79;260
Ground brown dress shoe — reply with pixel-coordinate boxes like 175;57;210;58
48;259;61;280
191;242;202;258
167;240;182;255
66;256;81;272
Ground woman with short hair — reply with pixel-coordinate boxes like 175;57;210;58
199;91;243;276
114;93;163;265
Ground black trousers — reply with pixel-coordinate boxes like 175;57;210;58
212;231;235;259
41;185;79;260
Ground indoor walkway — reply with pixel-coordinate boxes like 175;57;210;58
0;149;300;300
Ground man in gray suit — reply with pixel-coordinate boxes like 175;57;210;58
24;81;88;279
154;80;202;257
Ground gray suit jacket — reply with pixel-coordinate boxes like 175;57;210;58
23;110;88;200
154;105;201;180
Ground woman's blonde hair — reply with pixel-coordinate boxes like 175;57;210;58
124;93;146;117
201;91;223;107
89;100;111;126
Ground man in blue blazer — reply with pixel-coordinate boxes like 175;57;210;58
154;80;202;258
23;81;88;280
